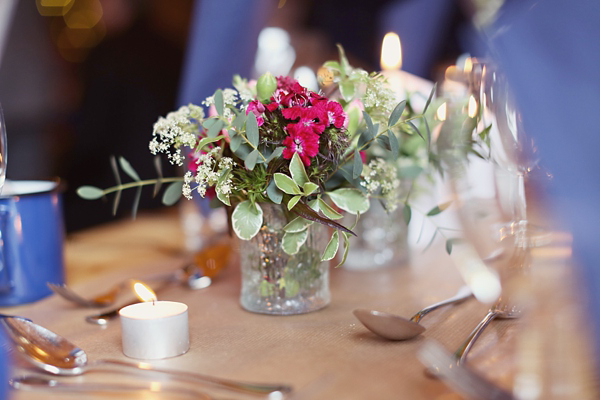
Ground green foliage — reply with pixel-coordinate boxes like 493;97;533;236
327;188;370;215
231;200;263;240
77;186;104;200
321;230;339;261
162;181;183;206
282;229;308;255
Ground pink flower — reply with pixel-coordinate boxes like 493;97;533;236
282;106;326;135
282;127;320;166
314;100;347;129
246;100;265;126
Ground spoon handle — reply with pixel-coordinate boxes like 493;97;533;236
410;286;472;323
94;359;293;396
10;375;214;399
455;310;498;365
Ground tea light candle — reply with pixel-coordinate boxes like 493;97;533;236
119;283;189;360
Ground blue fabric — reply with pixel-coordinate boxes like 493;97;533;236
177;0;272;106
487;0;600;368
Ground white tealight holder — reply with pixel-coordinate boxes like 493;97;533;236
119;301;190;360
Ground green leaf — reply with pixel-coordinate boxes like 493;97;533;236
245;149;259;170
423;82;437;113
445;238;465;255
327;188;370;215
202;118;218;129
424;116;431;151
308;198;320;212
335;232;350;267
363;111;375;137
119;157;140;181
230;134;243;152
358;128;375;149
377;135;391;150
214;89;224;116
232;113;247;130
282;229;309;255
77;186;104;200
131;186;142;219
388;100;406;127
274;173;302;195
321;230;339;261
403;204;412;225
216;169;232;206
352;149;363;179
426;201;452;216
291;202;355;236
162;181;183;206
318;198;343;220
266;147;284;163
232;200;263;240
337;44;351;76
284;217;313;233
196;134;225;151
266;178;283;204
152;156;163;197
303;182;318;196
287;195;301;210
206;120;225;138
323;61;340;71
407;121;425;142
290;152;310;187
339;81;355;101
246;112;259;147
388;131;399;159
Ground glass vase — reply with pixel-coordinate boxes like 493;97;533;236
239;203;330;315
342;199;409;270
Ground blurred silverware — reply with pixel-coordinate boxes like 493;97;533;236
426;298;521;378
10;375;214;399
418;340;516;400
49;262;206;308
2;317;293;397
353;285;472;340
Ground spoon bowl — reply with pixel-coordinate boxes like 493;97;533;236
353;286;472;340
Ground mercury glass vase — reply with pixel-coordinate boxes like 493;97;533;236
343;199;409;270
239;203;330;315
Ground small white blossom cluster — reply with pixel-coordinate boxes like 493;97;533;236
202;88;238;119
363;77;397;117
361;158;402;211
182;147;235;202
149;104;204;166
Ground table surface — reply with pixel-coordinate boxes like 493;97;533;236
3;207;598;399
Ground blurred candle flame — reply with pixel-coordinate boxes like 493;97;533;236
134;282;157;302
380;32;402;70
468;95;478;118
436;102;447;121
464;57;473;73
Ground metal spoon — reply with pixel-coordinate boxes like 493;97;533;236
425;299;521;377
353;285;472;340
0;317;292;396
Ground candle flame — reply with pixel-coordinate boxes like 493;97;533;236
380;32;402;70
463;57;473;73
134;282;157;302
468;95;478;118
436;102;447;121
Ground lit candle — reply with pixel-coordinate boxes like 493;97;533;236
119;283;189;360
380;32;435;103
380;32;405;97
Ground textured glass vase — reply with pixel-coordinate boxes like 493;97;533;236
239;203;330;315
343;199;409;270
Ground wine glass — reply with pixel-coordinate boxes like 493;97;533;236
0;105;7;194
438;60;544;301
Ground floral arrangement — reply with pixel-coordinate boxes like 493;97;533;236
78;46;441;264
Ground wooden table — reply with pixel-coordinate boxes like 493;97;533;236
4;207;597;399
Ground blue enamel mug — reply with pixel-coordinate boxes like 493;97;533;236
0;180;65;306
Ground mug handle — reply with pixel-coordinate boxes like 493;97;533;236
0;206;11;293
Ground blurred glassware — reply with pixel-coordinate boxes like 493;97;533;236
0;105;7;193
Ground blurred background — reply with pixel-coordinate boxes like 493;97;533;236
0;0;473;232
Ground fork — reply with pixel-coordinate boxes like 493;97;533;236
48;263;196;308
418;340;516;400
